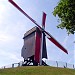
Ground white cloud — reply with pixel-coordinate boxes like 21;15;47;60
68;58;74;64
0;33;14;42
0;1;6;14
0;1;12;32
0;49;22;62
0;49;23;67
0;2;6;24
62;36;69;47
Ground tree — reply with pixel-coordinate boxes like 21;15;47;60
53;0;75;34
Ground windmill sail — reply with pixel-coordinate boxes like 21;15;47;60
42;12;46;29
44;31;68;54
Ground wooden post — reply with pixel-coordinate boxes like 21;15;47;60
73;64;74;69
12;64;14;68
66;63;67;68
56;61;58;67
18;63;20;67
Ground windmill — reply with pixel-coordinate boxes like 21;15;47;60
9;0;68;66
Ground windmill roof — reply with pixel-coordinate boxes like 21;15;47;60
23;26;37;39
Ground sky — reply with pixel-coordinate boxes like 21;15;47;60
0;0;74;67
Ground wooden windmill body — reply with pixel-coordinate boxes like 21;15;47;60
9;0;68;66
21;26;47;65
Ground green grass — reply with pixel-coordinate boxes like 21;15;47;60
0;66;75;75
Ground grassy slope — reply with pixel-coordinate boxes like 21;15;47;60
0;66;75;75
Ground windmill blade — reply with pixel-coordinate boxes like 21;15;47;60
8;0;68;54
44;31;68;54
8;0;41;29
42;12;46;29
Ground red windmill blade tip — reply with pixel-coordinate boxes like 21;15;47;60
65;50;68;54
42;12;47;29
43;12;47;15
66;51;68;54
9;0;13;1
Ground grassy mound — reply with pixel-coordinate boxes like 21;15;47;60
0;66;75;75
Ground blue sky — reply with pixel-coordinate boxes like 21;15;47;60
0;0;74;67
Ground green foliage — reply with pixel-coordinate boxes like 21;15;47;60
0;66;75;75
53;0;75;34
